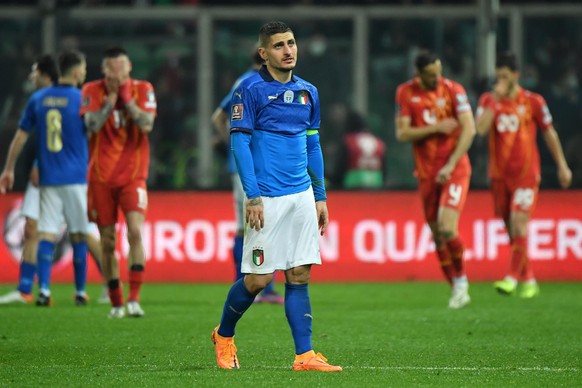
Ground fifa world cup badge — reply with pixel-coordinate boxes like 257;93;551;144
252;247;264;266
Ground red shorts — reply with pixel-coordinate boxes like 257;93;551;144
418;174;470;223
88;179;148;226
491;178;539;221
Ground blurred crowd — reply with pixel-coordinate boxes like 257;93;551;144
0;3;580;190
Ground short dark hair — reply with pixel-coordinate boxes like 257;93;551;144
35;54;59;84
414;50;440;72
258;21;292;48
103;46;128;59
58;50;85;76
496;51;518;71
252;50;263;66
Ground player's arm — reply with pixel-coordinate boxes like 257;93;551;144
83;86;117;133
475;94;496;136
542;126;572;189
436;111;476;184
447;111;476;167
118;81;155;133
0;129;29;193
231;130;263;230
124;101;155;133
395;115;457;143
306;129;329;235
211;107;230;145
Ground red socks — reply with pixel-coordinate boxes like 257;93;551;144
446;237;465;277
129;270;144;303
436;247;454;285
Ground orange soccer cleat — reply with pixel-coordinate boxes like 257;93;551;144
211;326;240;369
293;350;342;372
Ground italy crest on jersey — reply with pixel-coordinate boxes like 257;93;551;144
252;248;264;266
298;91;309;105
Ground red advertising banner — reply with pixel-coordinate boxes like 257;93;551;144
0;190;580;283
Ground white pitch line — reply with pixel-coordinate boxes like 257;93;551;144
250;365;578;372
18;364;579;373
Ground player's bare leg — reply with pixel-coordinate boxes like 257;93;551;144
0;217;37;304
438;207;470;309
86;233;109;303
125;211;145;317
100;225;124;318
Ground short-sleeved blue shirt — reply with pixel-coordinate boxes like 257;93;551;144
19;85;88;186
230;66;320;197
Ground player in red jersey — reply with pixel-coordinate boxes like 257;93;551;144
476;52;572;298
395;50;476;309
81;47;157;318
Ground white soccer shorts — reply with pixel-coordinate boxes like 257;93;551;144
20;182;39;220
38;184;89;235
241;186;322;274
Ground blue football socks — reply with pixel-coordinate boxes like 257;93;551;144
218;277;256;337
17;262;36;294
233;235;244;280
37;240;55;295
285;283;313;355
263;279;275;294
72;242;88;295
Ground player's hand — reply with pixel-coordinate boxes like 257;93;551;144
29;166;39;187
435;163;454;185
316;201;329;236
0;171;14;194
558;165;572;189
105;77;119;104
436;118;458;135
246;197;264;231
118;80;134;105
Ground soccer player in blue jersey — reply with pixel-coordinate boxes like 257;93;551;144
210;21;341;372
0;55;107;305
0;55;58;304
211;49;284;305
0;50;90;306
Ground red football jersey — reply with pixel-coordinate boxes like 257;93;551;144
477;88;552;182
396;77;472;179
81;79;157;187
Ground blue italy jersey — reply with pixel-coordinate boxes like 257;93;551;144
18;85;88;186
219;69;258;174
230;66;322;198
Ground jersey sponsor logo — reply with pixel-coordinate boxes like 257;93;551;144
252;248;264;266
436;98;446;108
411;96;421;103
284;90;294;103
231;104;243;121
517;104;526;115
268;94;278;100
234;91;242;99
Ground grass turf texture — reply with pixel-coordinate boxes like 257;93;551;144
0;282;580;386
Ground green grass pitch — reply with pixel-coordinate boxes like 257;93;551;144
0;282;580;386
